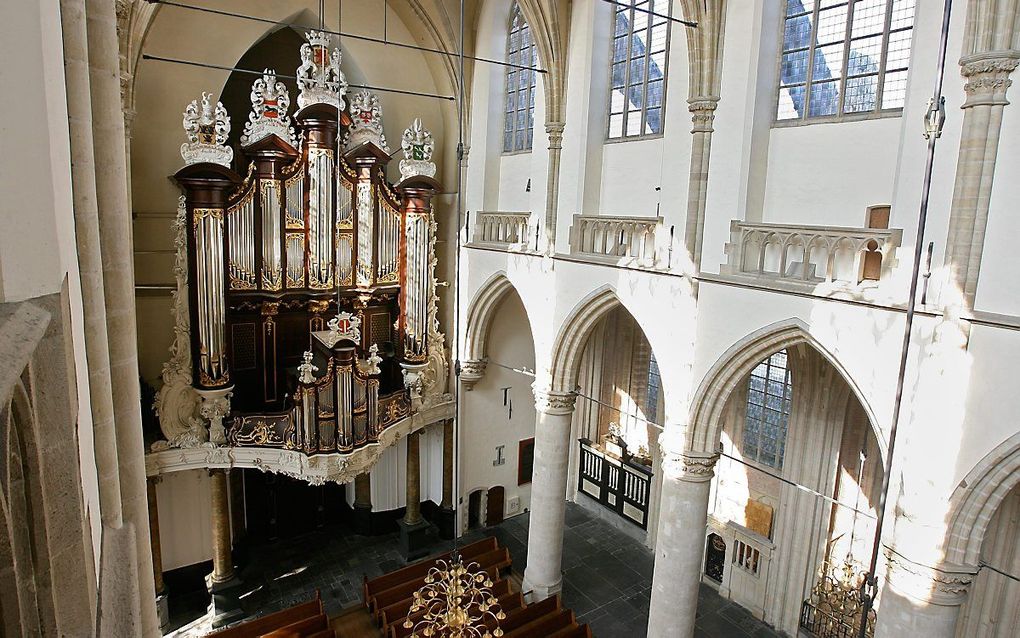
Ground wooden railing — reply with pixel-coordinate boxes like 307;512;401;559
577;439;652;528
568;214;665;268
721;221;902;290
471;211;532;247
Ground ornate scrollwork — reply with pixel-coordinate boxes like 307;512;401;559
181;92;233;167
296;30;348;110
399;118;436;181
347;90;388;151
241;70;296;147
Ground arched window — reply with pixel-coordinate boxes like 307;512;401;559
504;3;536;153
743;350;792;469
777;0;916;121
608;0;671;139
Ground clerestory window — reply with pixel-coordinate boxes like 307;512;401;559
743;350;792;470
504;3;537;153
777;0;916;122
608;0;671;139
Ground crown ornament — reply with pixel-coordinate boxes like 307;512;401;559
297;30;348;110
180;92;233;167
399;118;436;181
347;90;388;151
240;69;296;147
321;311;362;348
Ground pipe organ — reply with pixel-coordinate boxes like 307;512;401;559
171;31;441;454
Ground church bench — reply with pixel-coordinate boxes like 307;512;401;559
385;582;521;638
363;537;498;606
504;609;574;637
208;594;323;637
259;612;328;637
496;594;561;633
548;624;593;638
369;548;509;616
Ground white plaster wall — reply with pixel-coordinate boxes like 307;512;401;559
156;470;213;571
461;289;537;517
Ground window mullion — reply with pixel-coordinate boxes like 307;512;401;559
622;5;635;136
876;0;896;110
802;3;821;119
641;9;653;134
838;0;856;116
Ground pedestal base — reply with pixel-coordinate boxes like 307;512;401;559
207;574;245;628
352;503;374;536
437;507;456;540
155;591;170;632
398;518;433;562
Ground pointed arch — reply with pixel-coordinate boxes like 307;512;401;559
464;272;532;362
945;431;1020;567
687;318;885;457
548;285;631;393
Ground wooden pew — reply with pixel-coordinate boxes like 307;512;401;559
363;537;498;607
369;548;509;618
549;625;593;638
505;609;574;637
260;613;329;637
495;595;561;634
207;593;323;638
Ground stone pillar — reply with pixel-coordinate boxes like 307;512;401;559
208;469;243;627
683;98;720;272
521;388;576;600
352;472;373;535
438;420;456;539
874;551;976;638
945;54;1019;306
399;431;431;560
542;122;565;252
147;478;168;630
404;431;423;526
84;0;158;633
646;438;718;638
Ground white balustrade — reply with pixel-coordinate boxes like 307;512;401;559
568;214;665;267
721;221;902;289
471;211;532;247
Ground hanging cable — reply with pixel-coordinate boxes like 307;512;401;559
450;0;467;556
141;54;456;101
600;0;698;27
856;1;954;635
144;0;548;74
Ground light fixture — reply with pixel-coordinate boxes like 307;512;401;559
403;554;505;637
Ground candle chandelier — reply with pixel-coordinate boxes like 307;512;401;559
403;554;505;637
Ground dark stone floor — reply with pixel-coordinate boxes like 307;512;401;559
166;501;781;637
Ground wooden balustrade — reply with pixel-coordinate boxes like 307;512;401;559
721;220;902;290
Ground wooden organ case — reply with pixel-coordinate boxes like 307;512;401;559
171;32;441;455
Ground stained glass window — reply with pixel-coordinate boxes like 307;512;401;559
743;350;792;469
777;0;915;121
504;3;536;152
608;0;671;139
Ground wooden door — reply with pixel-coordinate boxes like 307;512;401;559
485;486;505;526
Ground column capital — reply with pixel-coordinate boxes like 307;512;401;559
545;121;566;150
662;449;719;483
688;96;720;133
458;357;488;390
533;386;576;415
960;52;1019;107
883;546;977;607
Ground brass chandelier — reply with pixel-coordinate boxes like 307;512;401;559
403;554;505;637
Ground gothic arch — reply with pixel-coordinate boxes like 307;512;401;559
944;431;1020;567
687;318;885;457
547;285;660;395
464;272;533;362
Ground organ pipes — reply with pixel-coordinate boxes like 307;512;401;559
228;192;256;289
260;180;283;290
308;148;335;289
193;208;229;386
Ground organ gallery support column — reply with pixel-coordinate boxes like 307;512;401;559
353;472;373;535
646;434;718;638
208;469;243;627
147;477;168;631
399;430;430;560
522;388;576;600
438;419;456;539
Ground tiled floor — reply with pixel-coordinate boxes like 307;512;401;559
165;501;781;637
